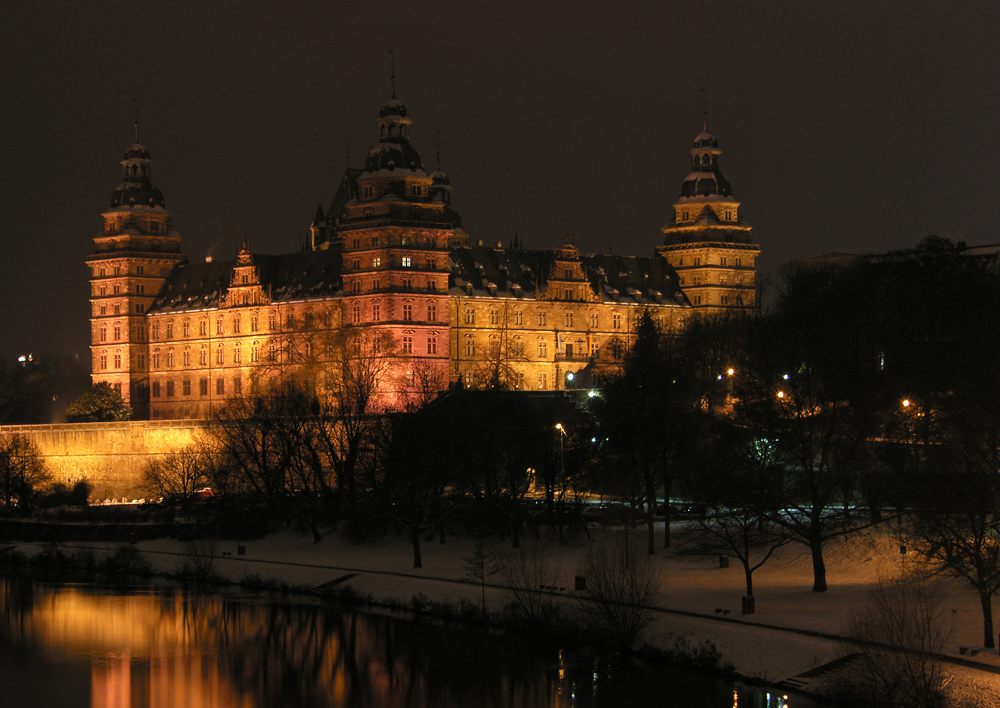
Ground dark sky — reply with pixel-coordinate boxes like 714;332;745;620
2;1;999;361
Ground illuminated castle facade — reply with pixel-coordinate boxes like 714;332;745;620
87;99;759;419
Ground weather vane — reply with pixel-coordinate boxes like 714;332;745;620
389;48;396;97
132;97;139;142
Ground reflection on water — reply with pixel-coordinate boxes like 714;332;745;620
0;571;803;708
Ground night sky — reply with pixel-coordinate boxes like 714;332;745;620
2;1;999;361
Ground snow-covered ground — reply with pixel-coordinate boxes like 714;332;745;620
13;523;1000;707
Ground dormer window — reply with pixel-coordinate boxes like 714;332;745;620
364;186;373;199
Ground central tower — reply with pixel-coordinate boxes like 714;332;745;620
327;93;464;406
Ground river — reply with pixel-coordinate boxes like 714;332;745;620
0;570;811;707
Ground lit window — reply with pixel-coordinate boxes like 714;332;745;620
402;256;412;267
373;257;381;268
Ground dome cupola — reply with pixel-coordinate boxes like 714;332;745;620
678;116;733;201
110;137;165;210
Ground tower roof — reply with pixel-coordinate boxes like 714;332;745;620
109;140;166;211
677;123;734;202
364;95;424;174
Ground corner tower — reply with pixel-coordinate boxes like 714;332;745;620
658;118;759;313
86;133;186;418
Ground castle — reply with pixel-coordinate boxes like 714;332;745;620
87;96;759;419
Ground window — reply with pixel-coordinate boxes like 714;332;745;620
402;335;413;353
216;347;224;365
428;303;437;321
251;344;260;362
268;312;276;330
591;341;600;359
166;380;175;397
99;326;107;342
363;186;372;199
352;257;361;270
233;317;241;334
538;311;547;326
99;268;106;277
564;289;573;300
352;281;360;293
136;265;144;275
402;278;412;289
152;381;160;398
613;313;621;329
216;378;225;395
113;304;120;315
352;304;361;323
736;257;742;267
465;371;475;388
99;354;107;370
135;304;144;314
427;336;437;354
233;377;242;395
372;237;380;247
401;237;410;246
268;343;277;362
465;339;475;356
372;278;381;290
137;353;146;369
406;369;415;386
720;256;728;266
514;310;523;326
403;303;413;320
537;372;548;390
113;284;120;295
465;309;475;324
489;309;498;325
199;378;209;396
372;303;381;321
565;311;573;327
251;316;258;332
183;351;191;366
199;320;207;336
372;257;381;268
137;285;145;295
721;295;730;305
100;305;106;315
113;325;120;341
304;341;312;359
99;285;106;296
693;295;702;305
183;322;190;337
151;324;161;340
167;351;175;367
537;340;548;358
564;268;573;279
402;256;412;267
233;347;242;364
183;379;191;396
152;352;160;368
217;318;224;335
199;349;208;366
166;323;174;338
694;257;702;266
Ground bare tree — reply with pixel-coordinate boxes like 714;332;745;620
576;540;663;650
492;546;558;624
0;433;50;512
142;448;210;499
836;572;953;708
474;301;528;390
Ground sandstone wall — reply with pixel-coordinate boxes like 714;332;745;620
0;420;209;500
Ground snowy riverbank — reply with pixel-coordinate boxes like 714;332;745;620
9;524;1000;707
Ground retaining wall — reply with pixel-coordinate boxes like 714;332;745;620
0;420;208;500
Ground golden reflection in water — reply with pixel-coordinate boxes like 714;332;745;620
3;580;574;708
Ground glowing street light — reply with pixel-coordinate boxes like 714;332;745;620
777;391;785;399
727;368;735;376
902;399;911;408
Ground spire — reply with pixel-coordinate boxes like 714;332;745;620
132;97;139;142
700;87;708;132
389;48;396;98
436;132;441;171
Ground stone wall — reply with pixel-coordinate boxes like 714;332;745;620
0;420;208;500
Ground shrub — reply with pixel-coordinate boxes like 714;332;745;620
101;545;152;577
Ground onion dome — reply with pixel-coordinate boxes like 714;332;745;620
109;142;165;210
678;120;733;201
363;97;425;173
